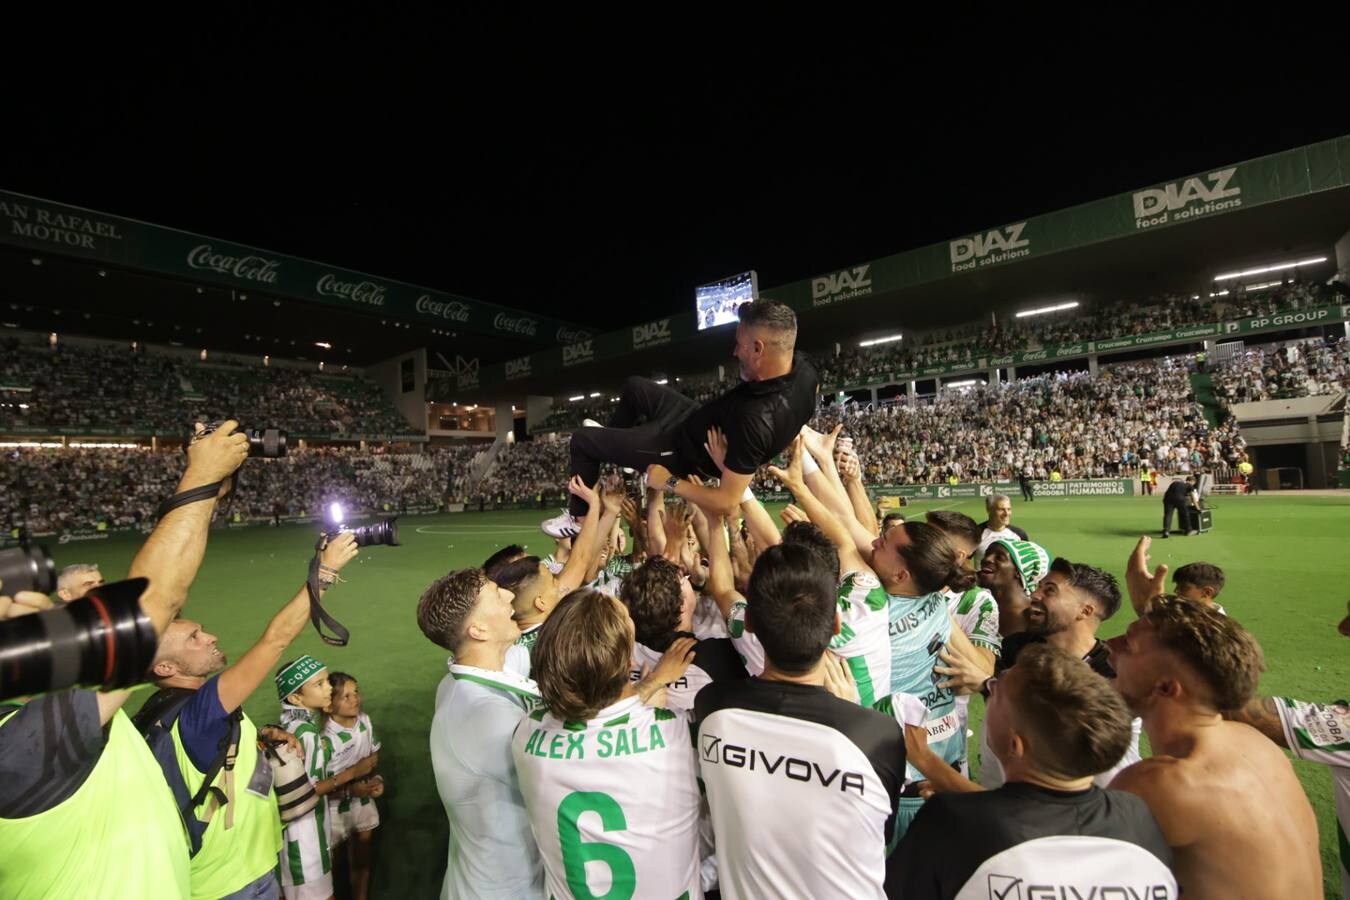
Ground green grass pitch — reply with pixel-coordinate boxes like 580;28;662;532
65;493;1350;898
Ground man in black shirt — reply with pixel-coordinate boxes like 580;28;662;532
997;558;1122;677
892;644;1177;899
543;300;818;536
1160;475;1199;538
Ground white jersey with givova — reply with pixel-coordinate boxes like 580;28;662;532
630;638;746;712
511;696;702;900
1276;697;1350;900
696;679;904;900
727;570;892;706
889;590;961;781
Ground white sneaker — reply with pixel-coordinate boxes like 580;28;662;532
582;418;602;428
541;509;581;539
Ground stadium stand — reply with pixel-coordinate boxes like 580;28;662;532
0;336;417;438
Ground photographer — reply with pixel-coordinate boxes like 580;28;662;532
0;421;248;899
134;532;359;900
56;563;103;603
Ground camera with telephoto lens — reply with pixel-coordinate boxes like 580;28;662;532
0;578;157;702
0;542;57;596
345;518;400;547
191;422;288;458
322;504;399;548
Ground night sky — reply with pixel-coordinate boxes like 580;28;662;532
4;11;1343;330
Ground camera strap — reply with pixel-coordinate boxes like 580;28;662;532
306;550;351;647
156;483;222;519
156;473;241;520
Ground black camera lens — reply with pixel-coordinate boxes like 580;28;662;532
189;422;287;458
350;518;400;548
246;428;287;459
0;578;157;702
0;544;56;596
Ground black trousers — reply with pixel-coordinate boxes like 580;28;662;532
1019;481;1034;502
566;376;700;517
1162;500;1193;535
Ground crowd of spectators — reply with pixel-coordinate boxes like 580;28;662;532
0;445;483;534
747;357;1244;492
816;281;1335;388
1212;336;1350;404
0;338;415;437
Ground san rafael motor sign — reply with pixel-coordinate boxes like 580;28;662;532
0;197;125;254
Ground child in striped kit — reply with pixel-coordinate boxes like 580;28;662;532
277;656;377;900
323;672;383;900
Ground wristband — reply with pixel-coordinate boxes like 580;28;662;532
665;475;680;494
800;451;821;475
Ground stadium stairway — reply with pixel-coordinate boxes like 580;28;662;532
1189;372;1223;428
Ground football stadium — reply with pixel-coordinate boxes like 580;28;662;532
1;38;1348;900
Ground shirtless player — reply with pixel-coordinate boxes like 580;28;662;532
1107;595;1322;898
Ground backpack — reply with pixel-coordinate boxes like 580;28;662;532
133;687;241;857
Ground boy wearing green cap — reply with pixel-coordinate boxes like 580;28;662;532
276;656;377;900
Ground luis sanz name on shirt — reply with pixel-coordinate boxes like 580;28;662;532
889;594;945;636
520;723;667;760
700;733;867;795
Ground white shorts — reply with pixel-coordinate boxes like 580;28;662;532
328;797;380;845
280;808;333;898
281;873;332;900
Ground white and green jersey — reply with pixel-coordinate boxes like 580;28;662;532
511;696;703;900
888;590;961;782
432;663;544;899
506;624;543;679
873;692;929;788
589;556;635;597
726;570;892;706
944;587;1000;655
944;585;1001;770
691;594;729;640
279;706;334;893
1276;697;1350;900
324;713;381;816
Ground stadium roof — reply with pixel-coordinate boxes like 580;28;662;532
0;190;593;367
454;135;1350;402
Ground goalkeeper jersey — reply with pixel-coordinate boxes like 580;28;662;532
889;590;961;781
511;696;702;900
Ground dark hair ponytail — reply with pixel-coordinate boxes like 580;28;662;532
945;564;977;593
